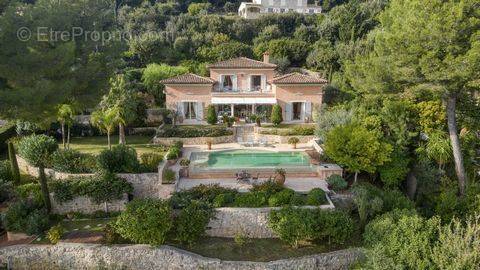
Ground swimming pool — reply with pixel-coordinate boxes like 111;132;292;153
190;149;312;170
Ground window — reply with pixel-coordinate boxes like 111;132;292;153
222;75;234;91
292;102;303;120
183;102;196;119
309;9;314;14
251;75;262;91
267;7;273;12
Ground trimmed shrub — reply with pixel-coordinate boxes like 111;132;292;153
271;104;283;126
140;153;164;172
97;144;140;173
51;173;133;203
2;200;50;235
162;169;176;184
0;181;13;203
290;194;307;206
157;125;232;138
17;134;58;167
268;188;295;206
307;188;327;205
15;183;43;205
166;147;181;160
51;149;96;173
233;191;268;207
206;105;217;125
169;184;237;208
250;180;285;197
114;198;174;245
47;225;64;244
326;174;348;191
175;201;214;245
269;207;355;248
213;192;236;207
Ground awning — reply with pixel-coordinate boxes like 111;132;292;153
211;97;277;104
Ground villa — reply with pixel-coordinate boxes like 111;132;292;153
160;53;327;125
238;0;322;19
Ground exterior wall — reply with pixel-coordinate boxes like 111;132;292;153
153;135;236;146
274;84;324;123
164;84;212;124
240;0;321;19
210;68;275;91
0;243;364;270
50;194;128;214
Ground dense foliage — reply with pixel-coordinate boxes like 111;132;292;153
268;207;354;248
2;200;50;235
51;149;96;173
157;125;232;138
96;144;141;173
51;174;133;203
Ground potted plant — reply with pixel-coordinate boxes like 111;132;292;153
179;158;190;177
274;168;286;185
288;137;300;149
228;117;235;127
206;140;213;150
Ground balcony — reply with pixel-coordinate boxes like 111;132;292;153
212;84;272;94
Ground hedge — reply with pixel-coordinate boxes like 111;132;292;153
156;125;233;138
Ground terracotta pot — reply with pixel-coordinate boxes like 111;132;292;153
275;174;286;185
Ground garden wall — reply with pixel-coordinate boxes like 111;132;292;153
254;134;315;144
50;194;128;214
0;243;364;270
207;203;335;238
16;155;174;200
153;135;236;146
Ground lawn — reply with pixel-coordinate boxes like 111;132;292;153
64;135;167;156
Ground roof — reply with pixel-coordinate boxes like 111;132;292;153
270;72;328;84
159;73;215;85
207;57;277;69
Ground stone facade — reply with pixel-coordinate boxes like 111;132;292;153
153;135;236;146
0;243;364;270
50;194;128;214
207;204;335;238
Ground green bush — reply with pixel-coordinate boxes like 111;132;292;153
47;225;64;244
269;207;355;248
290;194;307;206
234;192;268;207
206;105;217;125
289;125;315;136
0;123;15;152
250;180;285;197
213;192;235;207
307;188;327;205
51;149;96;173
157;126;232;138
51;173;133;203
268;188;295;206
271;104;283;126
114;199;174;245
96;144;141;173
140;153;164;172
169;184;237;208
166;147;181;160
175;201;214;245
0;181;13;203
326;174;348;191
17;134;58;167
16;183;43;205
0;160;12;182
2;200;50;235
162;169;176;184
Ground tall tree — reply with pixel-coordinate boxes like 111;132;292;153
56;104;76;149
346;0;480;195
0;0;124;123
90;108;118;150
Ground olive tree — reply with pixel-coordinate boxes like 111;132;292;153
17;135;58;212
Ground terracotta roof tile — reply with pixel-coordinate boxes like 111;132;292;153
207;57;277;69
270;73;328;84
159;73;215;84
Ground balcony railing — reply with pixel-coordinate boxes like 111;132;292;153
213;85;271;93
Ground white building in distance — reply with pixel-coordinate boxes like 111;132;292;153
239;0;322;19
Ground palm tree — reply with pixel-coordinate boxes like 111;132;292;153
425;131;452;171
91;108;118;149
57;104;76;149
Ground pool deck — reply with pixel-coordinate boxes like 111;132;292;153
177;177;329;193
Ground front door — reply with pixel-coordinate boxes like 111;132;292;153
234;104;252;120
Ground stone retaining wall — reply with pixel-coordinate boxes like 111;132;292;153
153;135;236;146
254;134;315;144
207;203;335;238
0;243;364;270
50;194;128;214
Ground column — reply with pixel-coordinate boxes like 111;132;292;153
230;104;234;117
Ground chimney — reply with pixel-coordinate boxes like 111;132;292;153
263;52;270;63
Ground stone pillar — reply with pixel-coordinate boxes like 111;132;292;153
230;104;234;117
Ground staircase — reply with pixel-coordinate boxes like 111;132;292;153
234;125;255;143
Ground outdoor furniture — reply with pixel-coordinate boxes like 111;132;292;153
236;170;251;183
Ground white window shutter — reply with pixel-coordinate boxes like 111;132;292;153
177;102;184;117
261;75;266;91
285;103;292;122
196;102;204;120
247;76;251;92
304;102;312;121
232;75;238;91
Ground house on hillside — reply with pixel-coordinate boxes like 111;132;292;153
160;53;327;125
238;0;322;19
